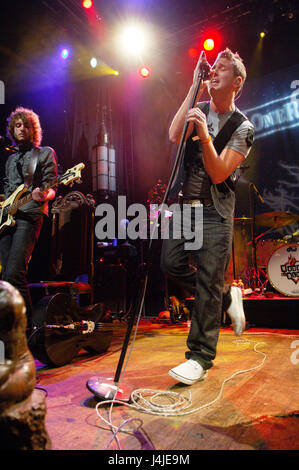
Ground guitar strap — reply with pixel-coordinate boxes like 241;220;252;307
24;147;39;187
170;103;248;197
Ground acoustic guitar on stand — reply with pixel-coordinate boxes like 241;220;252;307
0;163;85;234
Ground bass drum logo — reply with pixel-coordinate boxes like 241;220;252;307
267;244;299;296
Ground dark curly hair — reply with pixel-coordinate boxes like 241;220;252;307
7;107;42;146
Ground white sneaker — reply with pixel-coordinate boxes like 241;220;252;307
226;286;246;336
169;359;208;385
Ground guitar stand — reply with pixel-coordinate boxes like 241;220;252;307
86;62;210;403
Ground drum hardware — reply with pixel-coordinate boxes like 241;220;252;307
234;217;252;224
247;225;280;246
248;183;266;290
244;205;299;294
226;217;252;286
246;182;299;292
283;229;299;241
228;184;299;293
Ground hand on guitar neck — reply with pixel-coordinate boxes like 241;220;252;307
32;187;56;202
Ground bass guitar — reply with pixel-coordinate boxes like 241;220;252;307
0;163;85;234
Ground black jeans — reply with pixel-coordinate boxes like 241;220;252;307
0;215;43;331
161;204;233;370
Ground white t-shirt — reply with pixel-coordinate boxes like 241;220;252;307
207;106;254;158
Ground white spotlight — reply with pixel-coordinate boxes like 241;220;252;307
119;24;149;55
90;57;98;68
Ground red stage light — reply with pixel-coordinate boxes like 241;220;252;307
201;30;221;52
203;38;215;51
139;66;150;78
188;48;198;59
82;0;93;9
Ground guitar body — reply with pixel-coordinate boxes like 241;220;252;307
0;163;85;236
0;184;27;234
30;293;113;367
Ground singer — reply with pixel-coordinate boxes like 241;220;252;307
161;49;255;385
0;107;58;335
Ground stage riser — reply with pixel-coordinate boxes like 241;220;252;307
243;298;299;329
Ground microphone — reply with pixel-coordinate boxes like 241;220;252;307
250;183;264;204
199;51;211;80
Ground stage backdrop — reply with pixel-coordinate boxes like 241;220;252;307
235;63;299;237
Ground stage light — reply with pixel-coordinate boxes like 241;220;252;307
260;31;266;38
113;71;119;76
139;66;150;78
90;57;98;68
119;24;148;56
203;38;215;51
61;49;69;59
188;48;198;59
82;0;93;9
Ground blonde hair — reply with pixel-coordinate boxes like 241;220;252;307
217;48;247;96
7;107;42;146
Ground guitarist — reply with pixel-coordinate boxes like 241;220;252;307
0;107;58;334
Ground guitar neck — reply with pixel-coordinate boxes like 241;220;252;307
4;164;84;217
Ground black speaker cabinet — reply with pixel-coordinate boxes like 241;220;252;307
94;263;127;315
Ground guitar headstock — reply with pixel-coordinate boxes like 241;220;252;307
60;163;85;186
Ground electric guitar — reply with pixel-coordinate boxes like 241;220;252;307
0;163;85;234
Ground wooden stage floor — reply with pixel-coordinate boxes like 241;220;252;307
34;318;299;451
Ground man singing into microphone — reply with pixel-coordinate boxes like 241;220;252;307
161;49;254;385
0;107;58;335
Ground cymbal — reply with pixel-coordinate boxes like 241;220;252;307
255;211;299;228
234;217;252;224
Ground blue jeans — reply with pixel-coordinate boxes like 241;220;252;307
0;215;43;330
161;204;233;370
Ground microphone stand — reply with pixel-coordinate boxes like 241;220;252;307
86;64;210;402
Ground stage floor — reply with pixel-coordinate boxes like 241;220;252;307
33;316;299;451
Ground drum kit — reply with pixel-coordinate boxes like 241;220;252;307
227;210;299;297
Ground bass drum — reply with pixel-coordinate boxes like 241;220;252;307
267;243;299;297
256;238;286;267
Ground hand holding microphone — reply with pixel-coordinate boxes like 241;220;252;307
192;51;212;97
193;51;211;81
